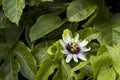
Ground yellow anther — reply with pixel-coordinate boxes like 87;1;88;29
70;42;78;52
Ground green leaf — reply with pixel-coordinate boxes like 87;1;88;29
75;72;86;80
70;61;89;76
82;13;97;28
97;67;116;80
46;22;78;40
48;4;67;15
37;59;59;80
32;41;53;65
67;0;97;22
0;0;1;6
32;42;48;65
53;59;71;80
0;11;12;29
97;14;120;46
0;53;20;80
93;0;110;28
2;0;25;25
117;76;120;80
4;25;24;48
41;0;53;2
97;46;108;56
20;11;35;48
47;40;63;59
27;0;41;6
30;14;63;41
90;52;112;79
13;42;37;80
109;43;120;75
78;28;100;42
75;66;93;80
0;43;10;61
89;42;100;55
91;44;120;80
70;61;90;79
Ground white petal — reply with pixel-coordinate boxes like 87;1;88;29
60;40;66;49
77;53;87;61
81;47;91;52
62;34;71;44
74;34;79;43
66;54;72;63
61;50;68;54
73;55;78;62
79;39;88;47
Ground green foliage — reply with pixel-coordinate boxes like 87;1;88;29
41;0;53;2
52;59;71;80
67;0;97;22
37;59;59;80
0;0;1;5
32;41;52;65
14;42;37;80
0;11;12;29
30;14;63;41
0;0;120;80
78;28;100;42
96;14;120;46
90;52;112;79
2;0;25;25
47;40;63;59
0;53;20;80
109;44;120;76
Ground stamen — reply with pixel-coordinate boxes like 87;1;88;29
66;42;81;54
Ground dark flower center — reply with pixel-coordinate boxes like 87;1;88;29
66;42;81;54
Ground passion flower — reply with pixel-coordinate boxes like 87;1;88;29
60;29;90;63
